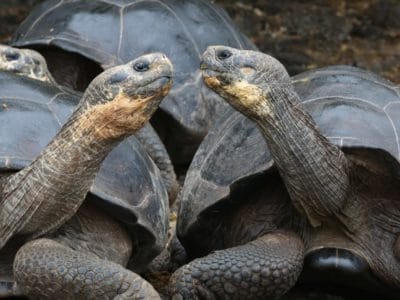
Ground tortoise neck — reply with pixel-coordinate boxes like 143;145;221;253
35;98;121;169
254;85;350;227
47;110;116;168
1;94;123;242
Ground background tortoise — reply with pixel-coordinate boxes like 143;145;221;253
170;47;400;299
0;44;179;201
0;53;171;298
0;44;55;83
10;0;257;165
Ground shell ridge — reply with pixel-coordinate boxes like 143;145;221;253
117;6;125;58
18;36;116;60
45;92;62;105
200;0;243;48
302;95;382;109
293;66;396;91
150;0;202;58
22;0;64;39
197;112;244;171
1;96;49;106
383;101;400;110
383;106;400;160
98;0;124;8
46;93;65;126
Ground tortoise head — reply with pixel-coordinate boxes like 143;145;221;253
201;46;291;120
80;52;173;140
0;45;53;83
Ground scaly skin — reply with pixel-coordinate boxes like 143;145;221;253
0;53;173;298
169;232;304;299
11;203;159;299
49;202;133;266
14;238;160;300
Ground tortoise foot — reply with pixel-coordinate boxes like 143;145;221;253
14;238;161;299
168;232;304;300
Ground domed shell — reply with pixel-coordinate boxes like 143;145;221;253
0;71;168;272
11;0;257;163
178;65;400;247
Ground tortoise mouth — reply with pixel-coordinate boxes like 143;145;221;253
147;76;172;88
135;76;172;97
201;68;221;80
200;61;222;78
200;63;234;89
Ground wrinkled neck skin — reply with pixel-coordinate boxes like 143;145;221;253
1;90;132;243
238;80;350;227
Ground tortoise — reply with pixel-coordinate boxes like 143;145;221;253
0;53;172;299
0;44;179;201
168;46;400;299
11;0;257;165
0;44;56;84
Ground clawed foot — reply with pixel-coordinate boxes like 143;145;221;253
14;239;161;299
168;232;304;300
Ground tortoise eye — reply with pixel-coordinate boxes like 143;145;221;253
134;61;150;72
4;52;20;61
216;49;232;60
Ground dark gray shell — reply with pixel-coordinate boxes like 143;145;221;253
11;0;257;163
0;71;168;271
178;65;400;245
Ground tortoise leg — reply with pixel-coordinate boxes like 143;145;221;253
13;238;161;300
168;232;304;300
135;124;180;202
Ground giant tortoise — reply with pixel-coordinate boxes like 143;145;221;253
0;44;179;200
11;0;257;164
169;46;400;299
0;53;171;299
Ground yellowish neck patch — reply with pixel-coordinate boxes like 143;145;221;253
205;76;271;117
77;92;158;141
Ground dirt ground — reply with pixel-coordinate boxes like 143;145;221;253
1;0;399;83
218;0;400;83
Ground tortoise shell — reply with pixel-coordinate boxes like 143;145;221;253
177;65;400;253
0;70;168;272
11;0;257;163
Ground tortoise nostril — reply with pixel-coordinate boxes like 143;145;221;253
4;52;20;61
133;61;150;72
216;49;232;61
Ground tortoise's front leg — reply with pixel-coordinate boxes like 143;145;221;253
13;238;161;299
168;232;304;300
